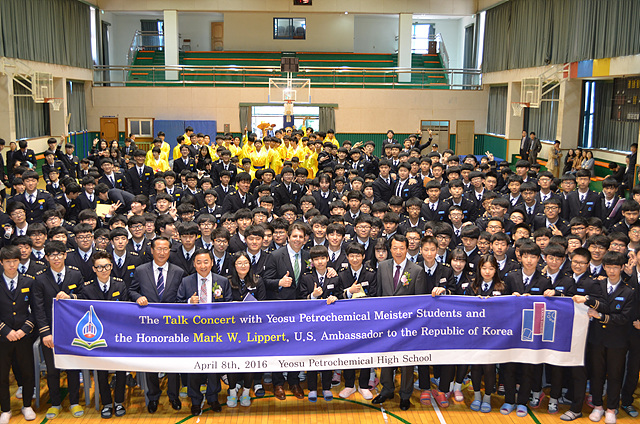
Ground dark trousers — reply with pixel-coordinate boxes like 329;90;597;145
0;338;34;411
42;343;80;406
503;362;534;405
621;332;640;406
343;368;370;389
380;366;414;400
590;344;627;410
307;370;332;392
417;365;431;390
548;365;565;400
440;365;468;391
97;371;125;406
228;373;254;390
188;373;220;405
530;364;544;392
471;364;496;395
146;372;179;402
272;371;300;388
569;365;589;413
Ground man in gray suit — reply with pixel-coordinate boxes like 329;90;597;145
129;237;186;414
528;131;541;165
372;234;427;411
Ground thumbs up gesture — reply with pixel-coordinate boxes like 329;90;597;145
312;282;323;298
279;271;293;288
190;292;199;304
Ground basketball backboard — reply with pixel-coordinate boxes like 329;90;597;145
269;78;311;104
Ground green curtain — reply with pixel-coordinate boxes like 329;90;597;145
483;0;640;73
319;107;335;133
591;81;640;151
66;81;87;132
527;86;559;142
14;80;48;139
0;0;91;68
487;85;508;136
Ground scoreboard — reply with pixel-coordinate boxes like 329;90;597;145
612;77;640;122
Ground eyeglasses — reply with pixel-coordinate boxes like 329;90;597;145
94;264;113;272
214;239;229;244
48;252;65;259
76;235;93;241
129;225;144;230
572;260;589;266
199;223;213;228
153;247;170;252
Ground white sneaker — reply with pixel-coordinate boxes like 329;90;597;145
21;407;36;421
604;410;617;424
16;386;23;399
590;408;605;422
358;387;373;400
339;387;357;398
0;411;11;424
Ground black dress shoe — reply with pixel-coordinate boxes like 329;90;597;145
400;399;411;411
208;401;222;412
147;400;158;414
170;398;182;410
372;394;394;404
190;405;201;416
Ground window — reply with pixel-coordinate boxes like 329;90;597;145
411;23;431;53
274;18;306;40
13;80;49;140
127;118;154;137
580;81;596;148
251;106;318;134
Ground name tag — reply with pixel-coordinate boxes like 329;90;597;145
438;211;445;214
531;287;540;292
145;173;150;176
112;291;120;297
492;291;502;296
341;263;348;268
292;190;298;195
127;265;135;270
361;281;369;286
38;199;45;203
461;283;469;289
577;288;585;293
586;202;594;206
117;179;122;183
556;286;564;291
327;284;334;289
21;288;29;293
68;284;77;289
440;278;447;283
615;296;625;301
468;263;475;268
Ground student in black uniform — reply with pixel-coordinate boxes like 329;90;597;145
470;254;507;413
0;246;36;423
79;251;128;418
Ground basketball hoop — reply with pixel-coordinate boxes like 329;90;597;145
511;102;529;117
45;98;63;112
284;100;294;116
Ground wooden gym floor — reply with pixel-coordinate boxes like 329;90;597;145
7;371;640;424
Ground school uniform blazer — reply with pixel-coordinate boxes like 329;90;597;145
125;166;154;197
76;192;97;211
99;172;130;191
452;271;476;295
328;249;349;272
372;176;395;203
228;234;247;255
110;251;143;288
247;250;269;275
562;190;602;221
599;195;623;229
337;265;377;298
589;279;635;349
54;193;80;223
80;277;129;301
0;274;35;339
547;273;577;297
129;262;186;303
168;245;196;276
522;202;544;226
127;238;152;260
65;249;98;282
33;267;84;338
263;246;311;300
177;272;233;303
228;276;266;301
376;259;427;297
272;182;303;214
499;258;521;281
12;190;56;224
173;157;196;175
504;269;552;296
423;262;456;295
446;197;476;223
299;271;341;299
221;191;256;215
420;199;451;223
532;215;570;236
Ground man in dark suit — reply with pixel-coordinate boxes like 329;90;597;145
599;178;624;230
221;172;256;215
271;167;302;214
312;174;338;217
372;159;395;203
393;163;419;201
76;176;97;212
169;222;198;276
32;241;84;418
609;200;640;237
421;180;451;223
0;245;37;421
78;251;129;418
372;234;426;411
213;171;235;207
65;223;97;282
55;182;81;223
129;237;186;413
520;182;544;226
99;158;130;191
263;223;311;400
519;130;531;161
108;228;142;288
15;171;56;225
563;170;602;221
173;145;196;175
211;150;237;186
122;138;137;158
12;141;36;169
125;150;154;197
245;225;268;275
95;185;135;217
177;248;232;415
61;143;81;180
42;150;68;183
532;198;570;236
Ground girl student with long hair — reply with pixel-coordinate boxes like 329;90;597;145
225;252;267;408
469;254;507;413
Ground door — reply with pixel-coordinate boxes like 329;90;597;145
211;22;224;51
100;117;118;141
456;120;475;156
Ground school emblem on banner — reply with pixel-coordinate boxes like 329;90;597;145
522;302;556;343
72;305;108;350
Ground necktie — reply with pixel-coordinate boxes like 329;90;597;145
216;258;221;274
200;278;207;303
431;204;435;211
251;255;256;266
83;252;89;262
323;192;327;199
102;284;108;294
89;194;93;202
57;273;63;286
224;186;228;193
293;253;300;282
512;198;517;206
396;182;403;196
117;258;123;268
241;195;246;204
19;264;26;274
393;264;401;289
9;280;15;294
353;273;358;283
385;178;390;185
204;243;211;250
331;252;336;262
580;193;586;203
139;168;143;178
319;276;324;287
482;282;489;292
606;201;611;209
542;194;548;202
608;285;614;295
524;276;530;286
528;206;533;215
477;193;482;201
156;267;165;298
35;252;41;260
29;195;35;204
135;243;141;252
426;268;432;277
455;229;460;237
110;175;115;186
436;255;443;263
185;252;191;261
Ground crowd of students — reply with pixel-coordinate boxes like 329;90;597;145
0;127;639;424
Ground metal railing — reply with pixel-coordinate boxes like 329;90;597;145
93;64;482;90
127;31;164;65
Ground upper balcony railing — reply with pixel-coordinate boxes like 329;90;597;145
93;65;482;90
127;31;164;65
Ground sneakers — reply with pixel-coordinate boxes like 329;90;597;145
0;412;11;424
70;404;84;418
45;406;61;419
589;408;605;422
548;400;559;414
622;405;639;417
15;386;23;399
358;387;373;400
561;411;583;421
516;405;528;417
21;407;36;421
339;387;356;399
605;410;617;424
529;392;545;408
331;371;341;387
